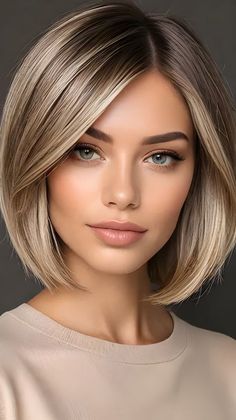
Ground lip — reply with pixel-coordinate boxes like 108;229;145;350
88;226;146;246
87;220;147;232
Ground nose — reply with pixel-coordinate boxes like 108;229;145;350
103;160;140;210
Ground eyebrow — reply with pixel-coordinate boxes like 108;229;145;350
84;126;189;145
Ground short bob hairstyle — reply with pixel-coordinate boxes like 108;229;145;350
0;0;236;307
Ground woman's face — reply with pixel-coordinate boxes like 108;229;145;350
47;70;195;278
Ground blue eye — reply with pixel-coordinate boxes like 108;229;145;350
72;144;101;161
71;143;185;170
145;152;182;168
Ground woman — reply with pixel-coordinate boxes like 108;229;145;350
0;0;236;419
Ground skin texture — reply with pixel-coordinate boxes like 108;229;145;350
28;69;195;345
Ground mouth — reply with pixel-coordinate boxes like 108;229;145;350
88;225;147;246
87;221;147;232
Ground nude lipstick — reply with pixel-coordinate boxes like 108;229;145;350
87;220;147;246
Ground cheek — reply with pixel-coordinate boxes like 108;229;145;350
147;164;194;232
46;163;96;225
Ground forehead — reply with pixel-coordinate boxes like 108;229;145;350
93;70;194;141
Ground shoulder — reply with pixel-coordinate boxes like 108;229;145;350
0;305;41;368
185;317;236;353
0;310;24;416
0;309;25;366
183;317;236;383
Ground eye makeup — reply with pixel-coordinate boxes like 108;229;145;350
70;142;186;171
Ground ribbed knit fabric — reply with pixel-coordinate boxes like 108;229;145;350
0;302;236;419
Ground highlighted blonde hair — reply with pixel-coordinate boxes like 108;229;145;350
0;0;236;306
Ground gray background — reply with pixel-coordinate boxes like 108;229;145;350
0;0;235;337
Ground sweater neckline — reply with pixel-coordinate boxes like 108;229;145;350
9;302;189;364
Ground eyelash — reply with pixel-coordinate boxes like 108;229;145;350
71;142;185;170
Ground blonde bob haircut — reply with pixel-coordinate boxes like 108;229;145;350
0;0;236;307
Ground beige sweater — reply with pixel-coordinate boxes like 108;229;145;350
0;302;236;420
